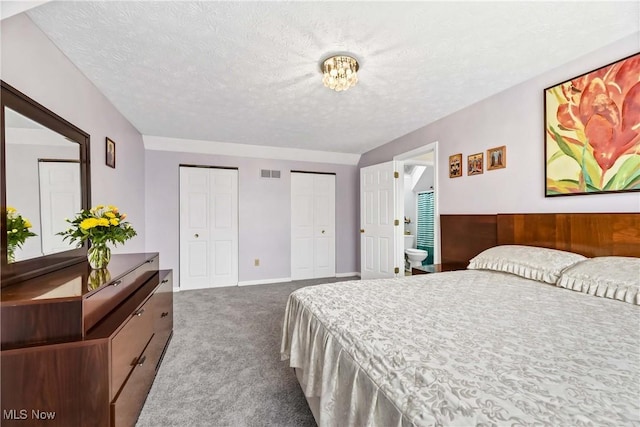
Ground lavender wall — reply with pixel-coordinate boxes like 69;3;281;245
360;33;640;214
145;149;358;287
1;14;146;252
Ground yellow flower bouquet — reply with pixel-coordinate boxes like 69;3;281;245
58;205;136;269
5;206;37;262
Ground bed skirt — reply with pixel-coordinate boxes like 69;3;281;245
281;294;413;427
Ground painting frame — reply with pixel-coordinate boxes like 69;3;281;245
544;52;640;197
449;153;462;178
105;137;116;169
487;145;506;170
467;152;483;176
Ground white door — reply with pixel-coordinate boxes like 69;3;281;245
180;166;238;289
360;161;399;279
39;161;81;255
291;173;335;280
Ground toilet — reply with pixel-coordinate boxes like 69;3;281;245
404;235;428;269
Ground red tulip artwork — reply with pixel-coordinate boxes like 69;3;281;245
545;53;640;196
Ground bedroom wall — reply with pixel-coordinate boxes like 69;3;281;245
0;14;147;252
145;149;359;288
359;33;640;214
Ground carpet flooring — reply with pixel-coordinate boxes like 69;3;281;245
137;276;357;427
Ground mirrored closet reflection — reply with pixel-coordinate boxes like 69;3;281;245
4;107;81;263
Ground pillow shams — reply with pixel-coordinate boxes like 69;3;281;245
557;256;640;305
468;245;586;284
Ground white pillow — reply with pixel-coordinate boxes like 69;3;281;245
468;245;586;284
557;256;640;305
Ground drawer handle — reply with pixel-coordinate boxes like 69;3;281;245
135;308;145;317
112;280;122;287
161;311;169;318
161;279;169;284
137;355;147;367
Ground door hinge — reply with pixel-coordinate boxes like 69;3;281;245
394;219;400;226
394;171;399;178
394;267;400;274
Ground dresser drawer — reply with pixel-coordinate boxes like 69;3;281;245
154;271;173;343
111;296;154;398
84;254;158;333
111;339;156;427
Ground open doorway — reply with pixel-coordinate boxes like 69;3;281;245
394;142;439;273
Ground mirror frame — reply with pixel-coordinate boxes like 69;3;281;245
1;81;91;287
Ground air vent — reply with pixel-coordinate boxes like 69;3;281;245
260;169;281;179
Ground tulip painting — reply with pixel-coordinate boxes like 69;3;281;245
545;53;640;196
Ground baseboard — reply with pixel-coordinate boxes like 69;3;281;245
336;272;360;278
238;277;292;287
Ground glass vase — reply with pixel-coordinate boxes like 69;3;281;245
88;268;112;290
88;244;111;270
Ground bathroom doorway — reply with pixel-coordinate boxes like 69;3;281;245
394;142;438;272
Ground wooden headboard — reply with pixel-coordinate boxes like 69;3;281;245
441;213;640;263
498;213;640;258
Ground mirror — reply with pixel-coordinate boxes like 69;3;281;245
1;81;90;287
5;108;81;262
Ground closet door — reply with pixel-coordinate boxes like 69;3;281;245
291;173;335;280
39;161;81;256
180;166;238;290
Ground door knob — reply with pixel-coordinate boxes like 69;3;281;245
360;229;365;233
194;233;199;238
321;230;325;234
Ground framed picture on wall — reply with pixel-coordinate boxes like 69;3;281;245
467;152;483;176
487;146;506;170
544;52;640;196
449;153;462;178
106;137;116;169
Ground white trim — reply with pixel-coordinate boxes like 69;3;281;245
393;159;405;277
178;282;240;291
395;144;436;160
143;135;361;165
173;287;180;293
335;272;360;278
238;277;292;287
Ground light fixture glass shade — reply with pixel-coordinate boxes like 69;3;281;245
322;55;359;92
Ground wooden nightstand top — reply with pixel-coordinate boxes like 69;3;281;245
411;262;467;275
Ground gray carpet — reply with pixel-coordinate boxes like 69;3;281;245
137;276;357;427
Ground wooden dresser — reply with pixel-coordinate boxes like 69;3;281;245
1;253;173;426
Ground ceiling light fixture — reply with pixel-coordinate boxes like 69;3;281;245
321;55;359;92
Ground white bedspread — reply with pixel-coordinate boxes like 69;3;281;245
281;270;640;426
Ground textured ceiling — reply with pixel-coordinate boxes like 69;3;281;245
26;1;639;154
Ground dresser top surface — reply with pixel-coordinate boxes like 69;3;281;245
1;253;158;303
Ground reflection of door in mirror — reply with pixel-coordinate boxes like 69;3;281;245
39;160;81;255
4;108;81;263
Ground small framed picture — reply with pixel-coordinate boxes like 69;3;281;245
467;152;483;176
487;145;506;170
449;153;462;178
106;137;116;169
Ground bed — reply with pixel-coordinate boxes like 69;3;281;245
281;213;640;426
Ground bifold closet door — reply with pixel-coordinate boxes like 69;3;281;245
180;166;238;289
291;173;335;280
